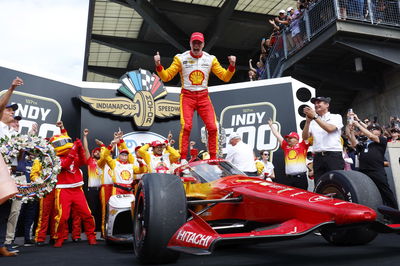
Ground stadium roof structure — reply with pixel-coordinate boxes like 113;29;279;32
83;0;297;84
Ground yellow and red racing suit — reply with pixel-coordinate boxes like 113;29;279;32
156;50;235;159
138;143;180;173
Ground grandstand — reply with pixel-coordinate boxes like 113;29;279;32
83;0;400;118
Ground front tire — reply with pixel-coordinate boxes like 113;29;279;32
133;173;186;264
315;170;382;245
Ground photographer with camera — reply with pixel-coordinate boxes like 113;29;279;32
347;111;398;209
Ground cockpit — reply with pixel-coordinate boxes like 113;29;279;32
176;160;245;183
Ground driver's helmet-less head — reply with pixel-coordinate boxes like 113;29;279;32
50;134;73;156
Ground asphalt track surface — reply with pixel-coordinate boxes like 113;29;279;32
4;233;400;266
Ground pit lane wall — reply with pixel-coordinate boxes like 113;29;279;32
0;64;314;183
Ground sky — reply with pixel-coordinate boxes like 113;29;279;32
0;0;89;83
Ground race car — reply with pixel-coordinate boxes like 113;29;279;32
131;159;400;264
105;194;134;243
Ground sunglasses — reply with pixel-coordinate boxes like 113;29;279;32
262;153;269;156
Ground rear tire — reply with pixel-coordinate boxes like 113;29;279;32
133;173;186;264
315;170;382;245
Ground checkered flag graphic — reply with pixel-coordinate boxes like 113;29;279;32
140;69;154;91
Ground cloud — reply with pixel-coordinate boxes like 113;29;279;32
0;0;89;82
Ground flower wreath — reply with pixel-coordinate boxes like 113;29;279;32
0;134;61;202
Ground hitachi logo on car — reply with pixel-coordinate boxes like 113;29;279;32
176;230;212;247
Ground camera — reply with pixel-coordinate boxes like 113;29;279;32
357;135;368;142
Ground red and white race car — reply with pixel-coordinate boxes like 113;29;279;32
132;159;400;264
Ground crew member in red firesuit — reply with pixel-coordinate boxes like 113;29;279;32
154;32;236;161
50;124;97;247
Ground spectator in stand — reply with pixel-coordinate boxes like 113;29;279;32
255;150;275;181
249;59;263;80
389;116;400;129
388;127;400;143
225;132;258;176
347;0;365;19
287;6;302;50
275;9;290;31
248;69;257;81
347;116;398;209
363;117;372;126
302;96;344;186
268;119;309;190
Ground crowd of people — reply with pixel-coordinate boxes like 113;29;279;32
0;27;399;259
249;0;316;81
225;95;399;214
0;76;185;255
248;0;399;81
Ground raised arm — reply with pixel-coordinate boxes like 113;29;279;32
211;56;236;82
0;77;23;119
155;53;181;82
268;118;284;145
82;128;90;160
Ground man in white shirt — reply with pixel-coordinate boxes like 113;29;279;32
225;132;257;176
302;96;344;185
0;77;23;257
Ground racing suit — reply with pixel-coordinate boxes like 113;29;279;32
156;50;235;160
103;146;147;195
98;146;113;238
53;139;96;247
137;143;180;173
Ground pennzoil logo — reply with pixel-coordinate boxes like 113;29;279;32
80;69;180;130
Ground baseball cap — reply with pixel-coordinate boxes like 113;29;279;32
190;32;204;43
287;7;294;12
13;116;22;121
310;96;331;104
279;9;286;14
228;132;241;142
6;103;18;111
91;147;101;154
119;149;129;155
284;132;299;140
367;124;383;132
151;140;164;147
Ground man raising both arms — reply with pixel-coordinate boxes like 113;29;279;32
154;32;236;162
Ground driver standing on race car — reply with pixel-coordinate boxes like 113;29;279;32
154;32;236;162
137;140;180;173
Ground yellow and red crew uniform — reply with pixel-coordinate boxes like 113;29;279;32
156;32;235;160
50;133;97;247
137;140;180;173
32;158;58;245
103;144;146;195
98;145;113;238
